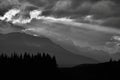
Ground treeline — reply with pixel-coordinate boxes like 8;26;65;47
0;52;57;68
60;59;120;79
0;52;120;79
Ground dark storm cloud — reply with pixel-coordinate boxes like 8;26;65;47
1;0;118;18
72;0;116;18
30;0;120;29
0;0;120;16
51;0;120;18
90;0;115;18
42;0;115;18
53;0;72;11
0;0;120;29
102;17;120;29
62;0;120;29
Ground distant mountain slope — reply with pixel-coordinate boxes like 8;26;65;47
0;32;98;67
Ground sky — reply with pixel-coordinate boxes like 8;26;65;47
13;0;120;29
0;0;120;62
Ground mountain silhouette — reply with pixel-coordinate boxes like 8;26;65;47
0;32;98;67
0;52;119;79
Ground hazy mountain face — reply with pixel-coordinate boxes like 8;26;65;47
0;0;120;63
0;33;99;67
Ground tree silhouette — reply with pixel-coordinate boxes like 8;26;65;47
0;52;58;68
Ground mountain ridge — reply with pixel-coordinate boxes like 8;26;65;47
0;32;99;67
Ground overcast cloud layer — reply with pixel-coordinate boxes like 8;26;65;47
0;0;120;26
18;0;120;29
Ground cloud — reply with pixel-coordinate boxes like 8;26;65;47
53;0;72;11
0;0;37;11
74;2;93;16
0;0;19;6
1;0;120;30
25;0;57;9
90;0;115;18
50;0;116;18
102;17;120;29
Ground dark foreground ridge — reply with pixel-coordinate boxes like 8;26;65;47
0;52;120;79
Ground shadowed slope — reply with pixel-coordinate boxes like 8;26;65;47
0;32;98;67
